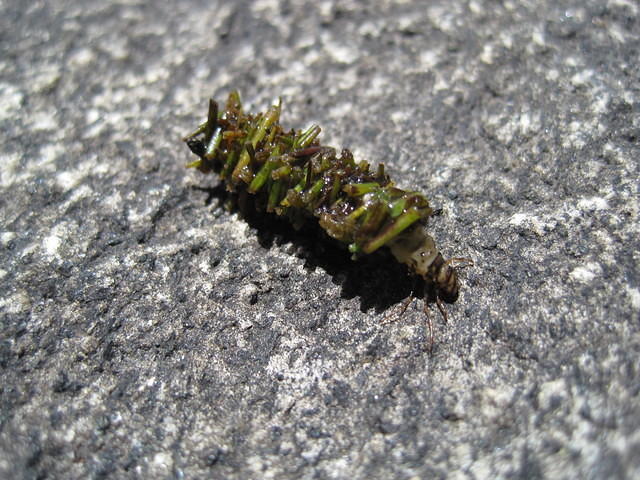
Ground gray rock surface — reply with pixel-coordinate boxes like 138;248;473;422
1;0;639;478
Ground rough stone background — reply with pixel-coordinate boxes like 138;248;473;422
1;0;639;478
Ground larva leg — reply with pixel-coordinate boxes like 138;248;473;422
435;296;448;324
423;301;435;353
445;257;474;269
382;277;421;324
382;295;414;324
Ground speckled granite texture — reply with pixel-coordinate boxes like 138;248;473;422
1;0;639;478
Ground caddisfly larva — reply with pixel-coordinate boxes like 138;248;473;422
182;92;472;343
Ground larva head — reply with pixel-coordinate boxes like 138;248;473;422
432;257;459;303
